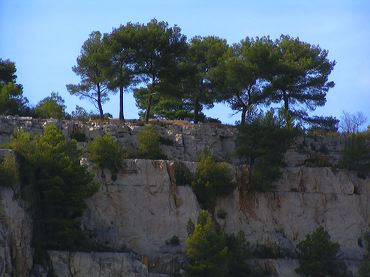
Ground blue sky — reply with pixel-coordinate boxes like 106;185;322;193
1;0;369;124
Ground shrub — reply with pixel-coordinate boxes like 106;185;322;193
341;134;370;176
192;150;234;209
216;209;227;219
137;125;165;159
185;210;250;277
166;235;180;246
295;226;347;276
235;111;297;191
70;127;87;142
87;134;126;173
359;234;370;277
0;153;18;188
35;92;66;119
173;161;193;186
10;125;98;251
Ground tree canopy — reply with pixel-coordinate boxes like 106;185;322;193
133;19;187;122
180;36;230;123
2;20;338;126
35;92;66;119
66;31;110;118
217;37;275;124
103;23;139;120
0;59;29;115
268;35;336;127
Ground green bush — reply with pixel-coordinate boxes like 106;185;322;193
35;92;66;119
87;134;126;173
166;235;180;246
359;234;370;277
185;210;250;277
173;161;193;186
70;127;87;142
0;153;18;188
295;226;347;276
10;125;98;251
341;134;370;177
192;150;234;209
137;125;165;159
235;111;297;191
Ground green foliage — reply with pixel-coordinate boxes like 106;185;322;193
137;125;164;159
133;19;188;122
192;151;234;208
0;153;18;188
10;125;97;250
269;35;336;127
134;87;200;121
35;92;66;119
180;36;230;123
166;235;180;246
359;234;370;277
217;36;276;124
66;31;110;118
173;161;193;186
185;210;250;277
0;59;29;115
87;134;126;173
295;226;347;277
70;127;87;142
359;261;370;277
235;110;297;191
103;24;139;120
341;134;370;177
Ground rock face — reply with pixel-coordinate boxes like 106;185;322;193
48;251;149;277
217;166;369;261
82;159;369;274
0;116;368;276
0;186;33;277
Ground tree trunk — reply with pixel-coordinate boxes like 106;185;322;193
283;92;290;128
96;83;104;118
193;98;200;124
241;106;247;125
145;86;153;123
119;86;124;121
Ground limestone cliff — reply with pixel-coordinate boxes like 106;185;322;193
0;116;368;276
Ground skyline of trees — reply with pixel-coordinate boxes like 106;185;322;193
0;19;344;128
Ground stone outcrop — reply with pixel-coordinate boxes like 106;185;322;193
0;116;368;276
81;159;369;275
48;251;150;277
0;186;33;277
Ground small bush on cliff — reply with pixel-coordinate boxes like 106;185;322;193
185;210;251;277
341;134;370;177
192;150;234;209
359;234;370;277
137;124;165;159
295;226;347;276
0;153;18;188
10;125;98;251
235;110;297;191
174;161;193;186
87;134;127;173
34;92;66;119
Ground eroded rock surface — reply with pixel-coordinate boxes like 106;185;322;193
0;186;33;277
0;117;368;276
49;251;150;277
83;159;369;266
